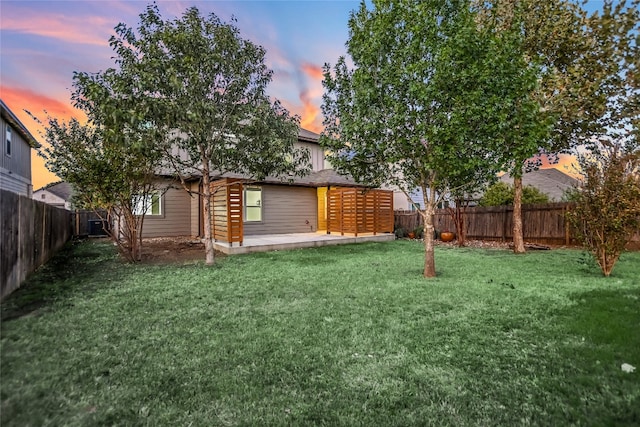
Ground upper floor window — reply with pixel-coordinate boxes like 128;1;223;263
244;187;262;222
133;191;162;216
6;127;11;156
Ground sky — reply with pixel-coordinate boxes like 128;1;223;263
1;0;599;190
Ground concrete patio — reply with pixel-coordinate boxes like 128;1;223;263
213;232;395;255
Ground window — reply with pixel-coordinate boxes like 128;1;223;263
6;127;11;156
244;187;262;222
133;192;162;216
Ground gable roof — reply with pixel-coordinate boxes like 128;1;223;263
298;128;320;144
499;168;578;201
218;168;368;188
0;99;39;148
35;181;74;201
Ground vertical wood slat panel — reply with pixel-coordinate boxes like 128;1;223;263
326;188;394;236
211;178;244;245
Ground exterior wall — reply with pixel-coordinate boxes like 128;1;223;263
393;189;412;211
243;184;318;236
295;141;325;172
189;181;201;237
140;184;192;238
33;189;69;209
1;117;32;197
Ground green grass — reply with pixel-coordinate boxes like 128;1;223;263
2;239;639;426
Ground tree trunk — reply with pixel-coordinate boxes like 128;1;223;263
201;167;215;265
512;175;526;254
422;186;437;278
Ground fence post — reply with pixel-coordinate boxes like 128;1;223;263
564;204;571;245
501;206;507;242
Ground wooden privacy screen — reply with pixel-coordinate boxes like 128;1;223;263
327;188;394;236
211;178;243;246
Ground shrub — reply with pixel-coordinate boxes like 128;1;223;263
479;181;549;206
566;140;640;276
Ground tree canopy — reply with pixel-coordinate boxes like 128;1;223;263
106;4;311;264
475;0;639;253
321;0;543;277
39;60;170;262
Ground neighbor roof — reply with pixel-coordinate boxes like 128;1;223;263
0;99;39;149
298;128;320;144
499;168;578;201
217;168;368;188
35;181;74;201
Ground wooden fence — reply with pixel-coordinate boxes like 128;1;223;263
73;209;109;236
395;202;640;247
1;190;73;300
327;188;394;236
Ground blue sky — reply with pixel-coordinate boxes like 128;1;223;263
1;0;607;188
1;0;362;187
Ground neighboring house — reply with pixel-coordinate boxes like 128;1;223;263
395;168;579;210
33;181;74;210
499;168;578;202
0;99;39;197
139;128;394;242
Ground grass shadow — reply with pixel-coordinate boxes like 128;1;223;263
1;238;121;322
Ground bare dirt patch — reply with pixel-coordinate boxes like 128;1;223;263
140;237;225;264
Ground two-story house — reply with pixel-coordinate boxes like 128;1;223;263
1;99;39;197
139;128;394;243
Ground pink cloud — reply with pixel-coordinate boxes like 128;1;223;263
1;86;85;190
1;10;112;46
1;86;83;125
301;62;324;81
299;89;322;133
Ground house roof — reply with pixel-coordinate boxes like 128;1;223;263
35;181;74;201
0;99;40;148
298;128;320;144
216;168;368;188
499;168;578;201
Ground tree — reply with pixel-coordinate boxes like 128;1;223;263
107;5;310;265
479;181;549;206
476;0;639;253
321;0;542;277
567;140;640;276
38;66;169;262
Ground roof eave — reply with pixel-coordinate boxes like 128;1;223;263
0;99;40;149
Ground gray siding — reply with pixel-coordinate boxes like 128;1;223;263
0;171;31;196
295;141;325;172
244;185;318;236
140;185;192;238
0;117;32;196
189;181;201;237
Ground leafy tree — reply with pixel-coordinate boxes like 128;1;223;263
37;66;169;262
479;181;549;206
321;0;541;277
476;0;639;253
107;5;310;265
567;140;640;276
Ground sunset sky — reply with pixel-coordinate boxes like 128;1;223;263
1;0;595;190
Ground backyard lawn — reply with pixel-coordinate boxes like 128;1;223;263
1;239;639;426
